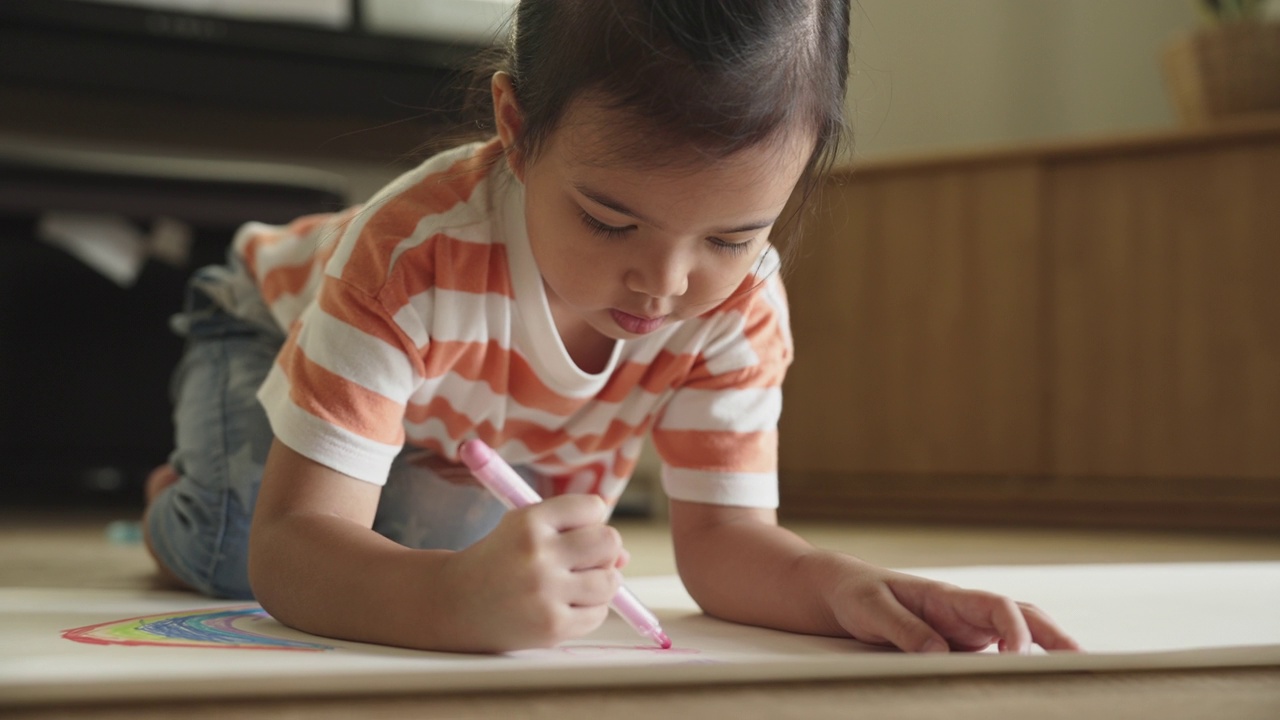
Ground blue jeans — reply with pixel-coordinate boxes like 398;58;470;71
145;265;509;599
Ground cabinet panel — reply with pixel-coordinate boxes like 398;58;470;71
779;120;1280;529
781;163;1044;476
1048;143;1280;478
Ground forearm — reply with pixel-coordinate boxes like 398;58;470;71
249;511;467;651
250;439;625;653
672;505;1082;654
673;513;865;637
249;438;495;652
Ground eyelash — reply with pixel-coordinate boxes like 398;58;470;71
578;211;755;256
709;237;754;256
579;210;631;239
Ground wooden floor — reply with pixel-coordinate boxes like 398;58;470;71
3;509;1280;719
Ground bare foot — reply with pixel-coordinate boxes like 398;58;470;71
145;463;179;504
142;463;194;591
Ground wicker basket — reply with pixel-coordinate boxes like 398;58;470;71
1163;20;1280;123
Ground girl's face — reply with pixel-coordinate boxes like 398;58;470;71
495;77;813;347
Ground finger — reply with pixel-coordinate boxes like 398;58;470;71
525;600;612;647
1020;602;1082;652
982;595;1033;654
861;586;951;653
615;547;631;569
561;602;612;640
554;524;624;571
565;566;621;607
529;494;609;531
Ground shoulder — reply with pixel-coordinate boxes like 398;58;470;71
380;139;506;221
358;139;506;249
691;249;792;377
702;248;792;348
325;140;510;297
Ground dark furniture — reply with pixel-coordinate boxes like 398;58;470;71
0;144;348;506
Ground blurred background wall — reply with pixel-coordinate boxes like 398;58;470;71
2;0;1275;516
7;1;1263;189
776;0;1280;530
847;0;1205;161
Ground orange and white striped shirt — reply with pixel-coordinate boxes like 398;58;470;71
234;140;792;508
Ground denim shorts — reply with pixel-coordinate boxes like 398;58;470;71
145;264;509;599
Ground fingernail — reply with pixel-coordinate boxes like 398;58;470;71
922;639;949;653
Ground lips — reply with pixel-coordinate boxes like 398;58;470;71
610;309;667;335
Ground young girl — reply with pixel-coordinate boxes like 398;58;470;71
144;0;1079;655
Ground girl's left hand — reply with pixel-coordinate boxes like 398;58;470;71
828;565;1082;654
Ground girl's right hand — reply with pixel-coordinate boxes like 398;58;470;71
443;494;624;651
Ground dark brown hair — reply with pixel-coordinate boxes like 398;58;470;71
456;0;851;267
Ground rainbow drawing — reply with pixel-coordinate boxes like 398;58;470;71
62;606;335;652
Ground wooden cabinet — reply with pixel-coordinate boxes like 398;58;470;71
779;117;1280;530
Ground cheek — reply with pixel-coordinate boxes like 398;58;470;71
527;224;615;302
694;255;759;299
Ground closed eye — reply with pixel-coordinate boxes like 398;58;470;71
709;237;756;256
579;210;634;238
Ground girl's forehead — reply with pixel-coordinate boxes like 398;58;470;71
549;94;815;178
542;116;813;232
560;140;804;193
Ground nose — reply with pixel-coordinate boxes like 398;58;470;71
625;247;689;300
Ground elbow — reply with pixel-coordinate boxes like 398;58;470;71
246;518;289;620
672;548;725;616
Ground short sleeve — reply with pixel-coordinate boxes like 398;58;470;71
257;276;426;484
651;273;793;508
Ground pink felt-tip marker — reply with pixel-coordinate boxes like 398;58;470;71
458;438;672;650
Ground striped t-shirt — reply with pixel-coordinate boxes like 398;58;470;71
233;139;792;508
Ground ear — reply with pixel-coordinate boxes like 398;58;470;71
491;71;527;181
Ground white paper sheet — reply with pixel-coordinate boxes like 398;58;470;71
1;563;1277;706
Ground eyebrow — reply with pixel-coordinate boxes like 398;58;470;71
573;183;778;235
